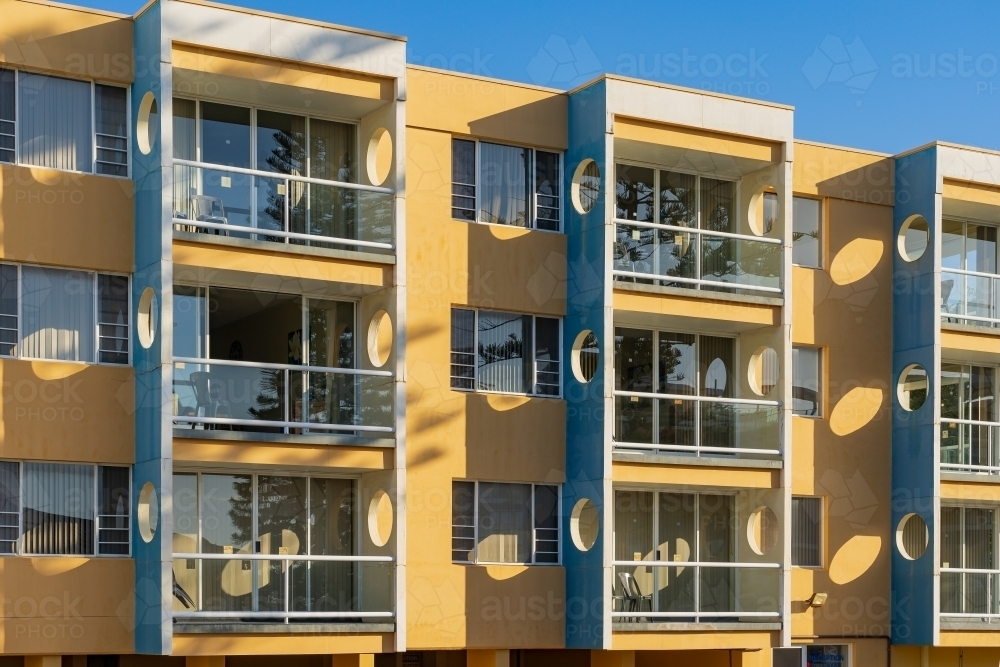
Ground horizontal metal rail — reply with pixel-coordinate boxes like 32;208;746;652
172;218;394;251
173;356;392;377
613;218;783;245
173;158;394;194
614;389;780;407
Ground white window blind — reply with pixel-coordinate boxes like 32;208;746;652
21;266;96;362
18;73;92;173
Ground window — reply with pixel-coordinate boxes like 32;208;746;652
941;219;1000;324
792;346;822;416
451;480;559;565
450;138;562;231
0;69;129;175
0;461;129;556
940;362;997;470
791;496;823;567
0;264;130;365
803;645;850;667
793;196;822;268
449;308;561;397
763;191;778;234
941;505;995;615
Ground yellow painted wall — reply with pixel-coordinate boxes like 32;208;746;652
893;645;1000;666
0;359;133;464
0;556;133;654
0;0;132;84
611;461;779;489
791;146;894;643
171;632;393;656
407;67;567;150
173;438;392;470
615;117;781;164
0;165;134;273
793;142;894;208
613;290;777;330
943;179;1000;209
406;81;567;648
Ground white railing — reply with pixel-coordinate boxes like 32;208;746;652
172;357;394;434
613;389;781;457
613;218;783;294
611;560;781;623
940;418;1000;475
940;567;1000;619
941;268;1000;327
172;158;395;251
172;553;394;623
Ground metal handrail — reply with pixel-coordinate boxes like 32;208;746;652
613;218;783;245
174;552;392;562
612;560;779;568
173;158;394;194
173;356;392;377
613;389;780;407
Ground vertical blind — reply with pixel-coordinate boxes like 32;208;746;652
18;73;92;173
477;482;532;564
21;266;96;362
791;497;822;567
479;142;528;226
22;463;95;556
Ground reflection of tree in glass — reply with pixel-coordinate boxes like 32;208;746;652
228;476;253;548
259;129;306;239
248;369;284;423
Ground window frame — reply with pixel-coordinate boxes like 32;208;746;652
792;345;824;418
449;136;564;233
791;495;824;569
0;460;131;558
172;469;362;561
449;306;563;398
790;194;824;269
941;216;1000;275
172;96;361;185
451;479;561;566
0;67;131;179
0;262;131;367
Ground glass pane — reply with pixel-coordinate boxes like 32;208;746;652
535;150;560;231
452;139;476;221
792;196;821;267
942;220;964;271
22;462;95;555
967;223;997;275
172;473;199;611
534;317;560;396
98;466;129;556
308;300;354;368
699;495;734;562
199;474;252;612
659;332;696;395
0;68;13;123
256;110;306;175
534;485;559;563
256;476;308;612
657;493;696;612
477;482;532;564
700;336;734;398
614;491;654;562
0;264;17;356
95;85;128;176
477;311;529;393
310;118;356;183
207;287;301;365
616;164;654;222
659;171;696;228
615;327;654;392
700;178;735;234
966;273;993;321
18;73;92;172
452;481;475;563
200;102;251;168
613;222;655;283
940;271;963;318
0;461;18;555
450;308;475;390
98;274;129;364
21;267;95;362
792;347;821;416
479;142;529;226
173;98;196;161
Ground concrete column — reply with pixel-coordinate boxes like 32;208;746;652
467;649;510;667
186;657;225;667
590;650;635;667
25;657;61;667
332;655;376;667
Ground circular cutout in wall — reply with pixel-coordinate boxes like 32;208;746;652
748;346;779;396
136;92;158;156
368;489;393;547
571;330;599;383
896;513;928;560
367;310;392;368
897;364;927;411
570;498;599;551
138;481;159;543
747;506;779;556
366;127;392;186
897;214;929;262
571;159;601;214
137;287;157;350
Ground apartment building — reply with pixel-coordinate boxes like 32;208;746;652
0;0;998;665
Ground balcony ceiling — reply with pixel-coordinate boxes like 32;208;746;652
614;137;774;180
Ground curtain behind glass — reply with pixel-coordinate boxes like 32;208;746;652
614;491;654;602
479;142;528;226
659;332;696;447
940;506;962;613
477;311;530;393
257;475;308;612
19;73;92;172
21;266;95;362
22;463;95;555
307;119;357;242
309;478;356;612
173;98;198;220
699;494;734;613
477;482;531;564
200;473;252;612
658;493;695;612
307;299;356;426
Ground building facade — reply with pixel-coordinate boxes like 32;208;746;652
0;1;997;666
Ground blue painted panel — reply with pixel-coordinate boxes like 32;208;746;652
563;80;608;649
131;1;170;654
891;146;937;645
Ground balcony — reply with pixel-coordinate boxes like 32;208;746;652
172;358;393;435
613;392;780;459
614;220;782;295
172;160;394;254
172;553;394;625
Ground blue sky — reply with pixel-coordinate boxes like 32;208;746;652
95;0;1000;154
